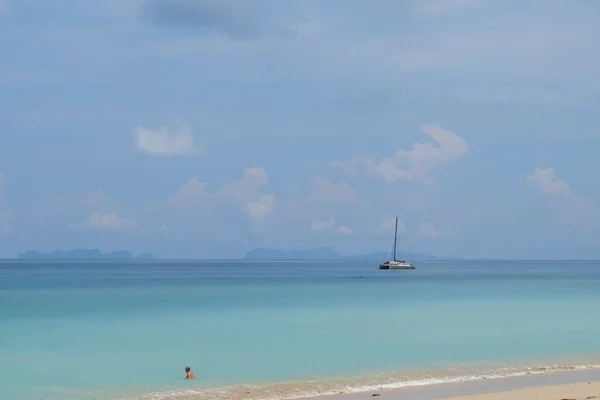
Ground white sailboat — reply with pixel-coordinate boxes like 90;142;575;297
379;217;415;270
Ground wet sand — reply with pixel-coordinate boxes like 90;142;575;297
310;369;600;400
443;381;600;399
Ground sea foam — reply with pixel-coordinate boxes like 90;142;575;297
116;362;600;400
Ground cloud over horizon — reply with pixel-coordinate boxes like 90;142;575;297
134;126;202;157
526;167;598;229
526;168;573;197
1;0;599;259
308;176;359;204
332;124;469;184
76;213;139;231
155;166;275;227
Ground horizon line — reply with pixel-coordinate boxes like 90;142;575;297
3;258;600;262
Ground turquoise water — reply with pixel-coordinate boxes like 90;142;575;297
1;260;600;399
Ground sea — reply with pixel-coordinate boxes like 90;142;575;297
1;260;600;400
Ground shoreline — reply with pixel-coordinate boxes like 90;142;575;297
444;381;600;400
22;363;600;400
96;362;600;400
308;370;600;400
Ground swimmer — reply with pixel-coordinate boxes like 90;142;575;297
185;366;195;379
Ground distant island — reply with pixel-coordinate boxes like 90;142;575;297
18;249;154;260
245;248;464;261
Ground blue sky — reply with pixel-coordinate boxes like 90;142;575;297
1;0;599;259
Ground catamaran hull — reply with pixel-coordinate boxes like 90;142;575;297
379;264;416;270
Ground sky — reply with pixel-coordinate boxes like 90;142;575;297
1;0;599;259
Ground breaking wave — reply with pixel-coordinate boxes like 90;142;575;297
109;362;600;400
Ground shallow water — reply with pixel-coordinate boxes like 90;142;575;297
1;260;600;399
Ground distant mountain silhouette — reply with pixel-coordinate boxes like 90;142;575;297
135;252;155;260
17;248;154;260
245;248;464;261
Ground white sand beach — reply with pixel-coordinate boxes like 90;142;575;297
443;381;600;399
310;370;600;400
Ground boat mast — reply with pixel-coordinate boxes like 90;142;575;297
393;217;398;261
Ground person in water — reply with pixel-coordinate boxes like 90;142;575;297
185;366;195;379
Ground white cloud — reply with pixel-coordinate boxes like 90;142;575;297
217;166;268;198
419;222;439;238
336;225;354;235
134;125;202;156
308;176;358;203
162;166;275;224
243;166;268;186
216;167;276;221
179;178;209;196
245;194;275;221
83;212;139;231
381;216;407;234
169;167;269;204
526;168;573;196
332;124;469;184
526;167;598;227
310;216;335;233
168;177;208;207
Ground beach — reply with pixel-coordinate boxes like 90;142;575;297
312;370;600;400
2;260;600;400
445;382;600;400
